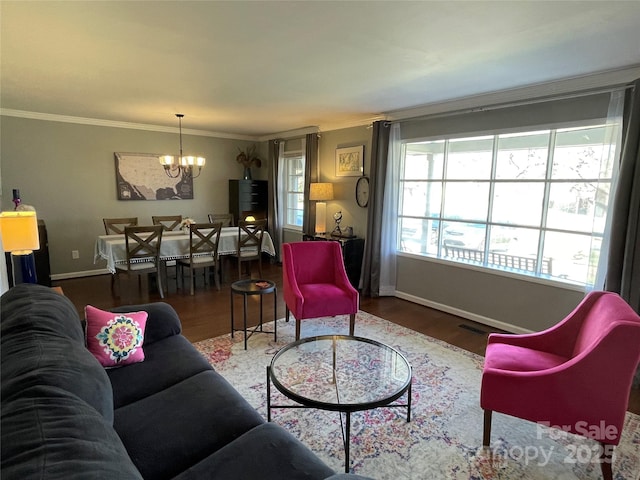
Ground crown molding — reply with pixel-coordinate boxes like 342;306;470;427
257;125;320;142
258;114;391;140
1;107;383;140
0;109;259;141
317;114;388;133
385;65;640;122
3;65;638;141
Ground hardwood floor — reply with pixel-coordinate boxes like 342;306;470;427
54;260;640;415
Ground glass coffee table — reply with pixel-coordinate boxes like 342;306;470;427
267;335;412;473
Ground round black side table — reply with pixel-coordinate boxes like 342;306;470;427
230;279;277;349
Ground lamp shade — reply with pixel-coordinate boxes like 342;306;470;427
157;114;206;178
309;183;334;201
0;211;40;253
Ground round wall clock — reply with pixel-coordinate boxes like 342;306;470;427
356;176;370;208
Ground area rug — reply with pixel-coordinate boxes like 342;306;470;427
193;311;640;480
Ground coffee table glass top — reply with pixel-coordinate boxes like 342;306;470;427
269;335;411;411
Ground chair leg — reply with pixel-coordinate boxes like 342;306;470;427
295;319;301;341
600;443;613;480
113;273;121;298
348;313;355;336
483;410;492;447
156;270;164;299
162;261;168;291
285;307;290;322
258;257;263;279
222;260;226;284
214;263;220;290
190;267;195;296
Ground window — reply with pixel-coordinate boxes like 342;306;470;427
283;151;305;230
398;122;619;287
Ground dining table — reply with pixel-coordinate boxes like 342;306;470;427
94;227;276;273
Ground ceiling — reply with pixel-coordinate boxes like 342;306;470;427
2;1;640;139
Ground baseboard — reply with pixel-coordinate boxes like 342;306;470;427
394;290;533;334
378;285;396;297
51;269;110;281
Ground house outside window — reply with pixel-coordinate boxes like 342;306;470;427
283;151;305;230
398;122;619;287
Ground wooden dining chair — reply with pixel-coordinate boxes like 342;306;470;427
103;217;138;235
230;219;267;279
114;225;164;299
152;215;182;231
151;215;182;288
177;222;223;295
207;213;234;227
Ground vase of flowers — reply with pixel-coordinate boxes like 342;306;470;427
236;145;261;180
181;217;196;234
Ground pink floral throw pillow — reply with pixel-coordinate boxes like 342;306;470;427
85;305;148;368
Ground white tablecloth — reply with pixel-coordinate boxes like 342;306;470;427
94;227;276;273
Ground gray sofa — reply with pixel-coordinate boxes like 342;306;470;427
1;284;361;479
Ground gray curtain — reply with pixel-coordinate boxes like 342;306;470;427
606;79;640;313
302;133;319;236
361;121;391;296
267;139;282;262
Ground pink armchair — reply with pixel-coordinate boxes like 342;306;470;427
481;291;640;480
282;241;359;340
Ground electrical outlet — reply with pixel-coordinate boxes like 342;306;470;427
72;250;80;259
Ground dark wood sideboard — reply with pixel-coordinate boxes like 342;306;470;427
229;179;268;225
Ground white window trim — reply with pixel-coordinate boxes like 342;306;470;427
281;146;305;232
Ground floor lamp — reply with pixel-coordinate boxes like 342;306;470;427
309;183;334;235
0;211;40;284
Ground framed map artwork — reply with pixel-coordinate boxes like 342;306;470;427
335;145;364;177
114;152;193;201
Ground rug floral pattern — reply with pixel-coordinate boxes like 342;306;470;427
194;312;640;480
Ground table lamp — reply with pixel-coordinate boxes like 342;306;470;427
309;183;334;235
0;211;40;284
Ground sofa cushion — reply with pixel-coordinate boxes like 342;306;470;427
1;284;114;421
1;384;142;480
113;370;265;479
174;423;335;480
1;284;84;342
107;333;213;409
85;305;147;367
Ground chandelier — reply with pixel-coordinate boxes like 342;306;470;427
159;114;205;178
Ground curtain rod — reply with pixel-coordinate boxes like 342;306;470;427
391;82;635;125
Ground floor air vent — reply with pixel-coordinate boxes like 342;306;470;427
458;324;487;335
